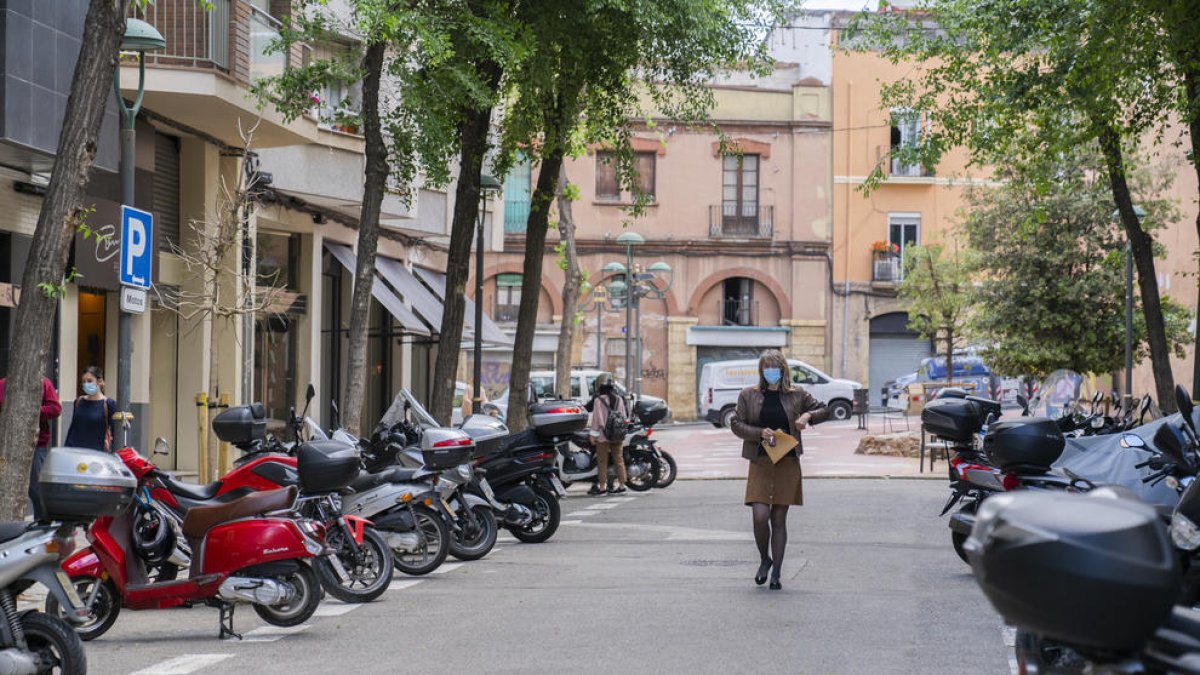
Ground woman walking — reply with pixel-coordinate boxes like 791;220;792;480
731;350;827;590
64;366;117;453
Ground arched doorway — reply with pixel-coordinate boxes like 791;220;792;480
868;312;932;405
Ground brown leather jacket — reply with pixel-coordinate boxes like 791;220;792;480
730;385;829;460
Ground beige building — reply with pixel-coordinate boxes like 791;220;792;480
484;21;838;421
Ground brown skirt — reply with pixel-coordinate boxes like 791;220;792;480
744;453;803;506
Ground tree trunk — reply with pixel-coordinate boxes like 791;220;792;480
554;170;581;400
1098;125;1177;412
507;87;581;433
0;0;125;520
1183;68;1200;398
945;329;953;388
430;61;503;425
342;42;389;436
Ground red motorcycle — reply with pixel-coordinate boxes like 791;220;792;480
51;444;331;641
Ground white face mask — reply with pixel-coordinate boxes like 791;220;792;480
82;382;99;396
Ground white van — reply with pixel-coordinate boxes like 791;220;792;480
698;359;861;427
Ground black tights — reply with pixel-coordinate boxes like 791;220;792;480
751;503;789;580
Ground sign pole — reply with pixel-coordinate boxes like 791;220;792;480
117;110;135;439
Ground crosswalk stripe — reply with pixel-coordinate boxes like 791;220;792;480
388;579;424;591
312;602;360;617
131;654;234;675
429;562;463;575
235;625;311;643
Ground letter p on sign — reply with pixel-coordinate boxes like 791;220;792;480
120;205;153;289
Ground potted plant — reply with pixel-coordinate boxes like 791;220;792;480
331;108;360;134
871;240;900;258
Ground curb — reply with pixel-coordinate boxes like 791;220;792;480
676;474;944;481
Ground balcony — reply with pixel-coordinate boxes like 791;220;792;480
872;255;902;285
249;5;286;83
494;305;520;323
889;158;933;178
720;298;758;326
709;204;773;239
133;0;231;72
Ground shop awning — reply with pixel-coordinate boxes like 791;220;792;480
375;256;443;329
413;268;513;346
324;243;430;336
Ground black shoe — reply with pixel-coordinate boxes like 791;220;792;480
755;558;772;585
587;486;606;496
769;577;782;590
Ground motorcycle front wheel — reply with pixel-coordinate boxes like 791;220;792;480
45;576;120;642
623;449;660;492
392;505;450;575
449;505;498;562
510;487;561;544
314;525;393;603
253;562;321;627
20;611;87;674
654;451;678;488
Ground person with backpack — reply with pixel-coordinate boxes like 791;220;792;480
64;366;117;453
587;372;628;496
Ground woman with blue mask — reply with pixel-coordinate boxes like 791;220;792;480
65;366;117;452
730;349;828;590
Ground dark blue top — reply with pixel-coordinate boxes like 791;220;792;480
65;397;117;452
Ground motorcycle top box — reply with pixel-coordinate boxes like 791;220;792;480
459;414;509;459
967;491;1179;651
212;403;267;448
420;428;475;470
921;396;1001;442
39;446;137;520
634;398;669;427
983;418;1065;472
530;401;588;440
297;440;361;493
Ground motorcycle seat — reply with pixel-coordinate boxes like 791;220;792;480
162;475;223;500
499;428;541;453
350;467;419;492
0;521;27;543
181;486;297;539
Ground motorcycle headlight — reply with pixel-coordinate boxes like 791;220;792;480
1172;512;1200;551
456;464;472;482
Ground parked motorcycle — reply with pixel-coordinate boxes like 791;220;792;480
5;447;128;673
53;440;332;639
561;429;659;492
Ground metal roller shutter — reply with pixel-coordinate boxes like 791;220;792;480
868;335;932;403
153;133;181;252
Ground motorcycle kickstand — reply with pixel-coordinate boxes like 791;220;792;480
218;602;242;641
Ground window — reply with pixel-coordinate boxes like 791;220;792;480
889;110;925;177
257;231;300;290
721;154;759;234
722;277;754;326
313;42;362;131
503;154;532;233
494;273;522;322
595;151;655;202
889;214;920;280
791;364;825;385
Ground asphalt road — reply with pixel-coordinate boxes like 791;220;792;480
82;480;1011;675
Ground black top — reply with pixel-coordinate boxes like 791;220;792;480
65;397;116;452
759;390;795;458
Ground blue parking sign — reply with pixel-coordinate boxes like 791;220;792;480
120;205;153;289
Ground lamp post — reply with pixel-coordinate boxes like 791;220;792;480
605;234;673;399
473;174;502;410
578;280;621;370
1113;205;1146;404
114;19;165;444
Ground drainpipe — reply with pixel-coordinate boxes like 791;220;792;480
841;280;850;377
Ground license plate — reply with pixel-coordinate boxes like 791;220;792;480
549;475;567;498
57;570;84;608
480;478;496;501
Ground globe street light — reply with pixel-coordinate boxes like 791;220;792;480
605;233;672;399
115;18;166;447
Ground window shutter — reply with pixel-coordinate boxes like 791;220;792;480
595;152;619;199
153;133;181;252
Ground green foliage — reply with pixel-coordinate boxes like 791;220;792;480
963;148;1188;377
897;242;974;367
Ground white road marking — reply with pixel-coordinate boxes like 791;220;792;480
496;534;517;542
234;625;311;643
560;520;584;525
429;562;463;575
1002;623;1018;675
605;497;636;503
311;602;360;617
388;579;424;591
132;654;234;675
566;521;754;541
581;503;619;511
567;510;597;517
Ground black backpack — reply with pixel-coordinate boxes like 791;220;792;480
602;393;627;440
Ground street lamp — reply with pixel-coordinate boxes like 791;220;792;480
114;18;165;445
1113;205;1146;404
605;233;673;399
473;174;502;409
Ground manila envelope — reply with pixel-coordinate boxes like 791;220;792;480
762;429;799;464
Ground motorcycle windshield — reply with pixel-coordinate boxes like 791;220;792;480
1036;370;1088;419
377;389;440;433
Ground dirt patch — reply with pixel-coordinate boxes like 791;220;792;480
855;432;921;458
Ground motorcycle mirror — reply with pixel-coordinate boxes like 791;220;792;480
1119;433;1146;449
1177;385;1196;431
152;437;171;456
1154;422;1191;470
306;383;315;402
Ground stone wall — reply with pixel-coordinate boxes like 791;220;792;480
667;317;699;420
782;319;828;372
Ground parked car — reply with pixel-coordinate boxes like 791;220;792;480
699;358;861;427
887;355;998;413
486;370;670;423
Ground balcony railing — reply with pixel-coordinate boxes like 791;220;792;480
890;158;930;178
132;0;231;71
709;204;773;239
720;298;758;326
504;199;530;233
494;305;520;323
873;256;902;284
249;6;286;83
